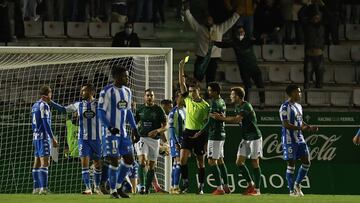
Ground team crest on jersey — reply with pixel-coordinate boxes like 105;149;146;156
117;100;128;109
83;110;96;119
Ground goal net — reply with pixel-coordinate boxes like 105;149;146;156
0;47;173;193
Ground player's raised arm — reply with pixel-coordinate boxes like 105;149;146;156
49;100;78;114
178;59;187;94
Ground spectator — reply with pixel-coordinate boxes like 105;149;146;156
14;0;25;38
136;0;153;22
292;0;306;44
45;0;64;21
235;0;258;38
0;0;11;45
70;0;87;22
254;0;284;44
184;2;240;86
153;0;165;27
343;0;360;24
323;0;341;45
214;26;265;109
112;21;141;47
21;0;40;21
302;8;325;89
279;0;295;44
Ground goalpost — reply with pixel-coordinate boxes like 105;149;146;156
0;47;173;193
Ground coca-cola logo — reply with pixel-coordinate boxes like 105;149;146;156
262;134;341;161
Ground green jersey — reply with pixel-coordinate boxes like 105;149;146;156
235;101;262;140
183;93;209;130
136;104;166;140
203;97;226;141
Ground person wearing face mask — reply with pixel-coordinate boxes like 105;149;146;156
112;21;141;47
184;1;241;86
213;26;266;109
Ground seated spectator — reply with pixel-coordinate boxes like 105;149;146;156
254;0;284;44
214;26;265;109
112;21;141;47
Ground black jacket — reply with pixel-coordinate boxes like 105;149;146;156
112;31;141;47
0;3;11;43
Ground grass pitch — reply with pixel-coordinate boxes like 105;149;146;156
1;194;360;203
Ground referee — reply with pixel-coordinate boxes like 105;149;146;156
178;58;210;194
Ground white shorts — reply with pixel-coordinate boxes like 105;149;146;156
207;140;225;159
135;137;160;162
237;138;263;159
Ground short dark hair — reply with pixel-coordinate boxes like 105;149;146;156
39;85;51;96
207;82;221;94
231;87;245;100
124;21;133;27
188;81;200;90
145;88;153;94
111;65;127;78
286;84;299;96
161;99;172;105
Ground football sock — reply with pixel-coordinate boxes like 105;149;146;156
198;167;205;185
210;165;221;187
218;163;229;185
238;164;252;184
108;165;118;191
146;169;155;190
39;167;49;189
32;168;40;189
253;167;262;189
180;164;189;184
138;164;146;187
174;164;181;187
295;164;310;185
117;162;131;189
94;169;101;188
82;168;91;189
286;166;295;192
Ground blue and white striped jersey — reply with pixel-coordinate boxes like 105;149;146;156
98;84;132;138
279;100;305;144
31;100;53;140
65;100;101;141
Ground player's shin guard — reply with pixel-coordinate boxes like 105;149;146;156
94;169;102;188
82;168;91;189
238;164;252;184
32;168;40;189
286;166;295;192
295;164;310;185
145;169;155;190
218;164;229;185
174;164;181;187
108;165;118;191
39;167;49;189
253;167;262;189
117;162;132;189
210;165;222;188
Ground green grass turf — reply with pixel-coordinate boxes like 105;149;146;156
1;194;360;203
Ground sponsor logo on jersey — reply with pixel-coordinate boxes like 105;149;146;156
83;110;96;119
117;100;128;109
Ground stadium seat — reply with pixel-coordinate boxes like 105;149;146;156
221;48;236;62
134;23;156;39
89;22;110;38
353;89;360;106
265;91;286;106
284;45;304;61
268;66;290;83
253;45;262;61
67;22;89;38
44;21;65;38
24;21;43;37
339;24;345;40
323;66;335;84
306;91;330;106
262;45;284;61
330;91;352;107
248;89;260;106
329;45;351;62
111;22;125;37
290;65;304;83
334;66;356;84
351;46;360;62
222;64;242;83
346;24;360;40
